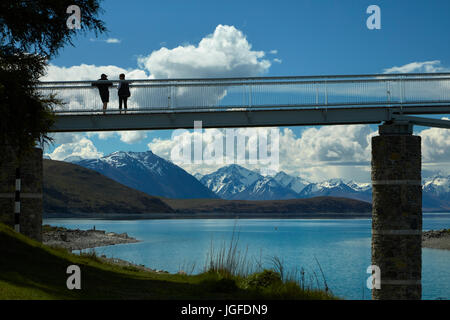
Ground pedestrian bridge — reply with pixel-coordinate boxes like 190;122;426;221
37;73;450;132
23;72;450;299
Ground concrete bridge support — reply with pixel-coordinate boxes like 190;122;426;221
0;147;43;242
371;122;422;300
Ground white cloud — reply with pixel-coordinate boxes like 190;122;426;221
273;58;282;64
106;38;121;44
419;121;450;164
42;63;148;81
118;131;148;144
47;132;85;145
86;131;116;140
275;126;376;182
41;25;271;111
269;50;278;55
138;24;271;79
90;38;122;44
46;138;103;161
147;125;377;182
383;60;449;74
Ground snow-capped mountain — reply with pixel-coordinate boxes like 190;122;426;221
67;153;449;211
199;166;373;202
298;178;372;202
422;175;450;211
63;155;84;163
347;181;372;192
236;176;299;200
194;173;204;180
423;175;450;197
273;172;310;193
200;164;261;199
73;151;218;199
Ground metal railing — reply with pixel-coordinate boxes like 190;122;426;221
36;73;450;115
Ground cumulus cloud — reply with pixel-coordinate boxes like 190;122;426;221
147;125;377;182
42;64;148;81
148;127;280;175
41;25;271;111
138;24;271;79
276;126;376;182
118;131;148;144
419;119;450;163
86;131;116;140
47;132;85;145
383;60;449;74
46;138;103;161
85;131;148;144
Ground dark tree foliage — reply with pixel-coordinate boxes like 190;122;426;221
0;0;106;160
0;46;57;158
0;0;106;58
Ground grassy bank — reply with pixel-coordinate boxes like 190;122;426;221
0;223;336;300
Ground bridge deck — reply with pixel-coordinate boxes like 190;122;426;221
37;73;450;132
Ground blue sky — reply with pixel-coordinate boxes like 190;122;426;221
44;0;450;182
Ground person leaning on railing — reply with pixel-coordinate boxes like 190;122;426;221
91;74;113;113
117;73;131;113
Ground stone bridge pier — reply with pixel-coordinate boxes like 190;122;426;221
0;147;43;242
371;122;422;300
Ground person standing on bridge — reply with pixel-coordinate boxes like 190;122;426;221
117;73;131;114
91;74;113;113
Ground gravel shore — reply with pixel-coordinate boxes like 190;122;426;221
422;229;450;250
43;225;139;251
43;225;450;255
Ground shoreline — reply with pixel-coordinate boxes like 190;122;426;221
43;212;450;221
422;229;450;250
43;222;450;253
44;212;373;220
42;225;139;251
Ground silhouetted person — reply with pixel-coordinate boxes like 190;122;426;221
92;74;113;113
117;73;131;113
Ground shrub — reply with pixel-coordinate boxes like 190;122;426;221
244;269;282;289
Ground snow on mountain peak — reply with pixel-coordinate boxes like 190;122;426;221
423;175;450;195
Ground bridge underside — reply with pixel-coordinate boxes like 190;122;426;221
51;105;450;132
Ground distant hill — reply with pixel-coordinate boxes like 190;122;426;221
72;151;218;199
164;197;372;214
43;160;174;214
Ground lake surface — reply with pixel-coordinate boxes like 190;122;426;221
44;215;450;300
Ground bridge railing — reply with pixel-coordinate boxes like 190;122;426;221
36;73;450;114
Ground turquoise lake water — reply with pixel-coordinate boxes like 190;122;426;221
44;215;450;300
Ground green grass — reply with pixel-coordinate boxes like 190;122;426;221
0;223;337;300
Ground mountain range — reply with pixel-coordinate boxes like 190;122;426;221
43;159;372;216
72;151;217;199
199;165;372;202
61;151;450;212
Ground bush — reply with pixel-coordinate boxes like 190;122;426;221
244;269;282;289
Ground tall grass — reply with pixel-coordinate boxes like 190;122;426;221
201;226;336;299
203;228;254;278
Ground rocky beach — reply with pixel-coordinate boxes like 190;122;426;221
422;229;450;250
42;225;139;251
